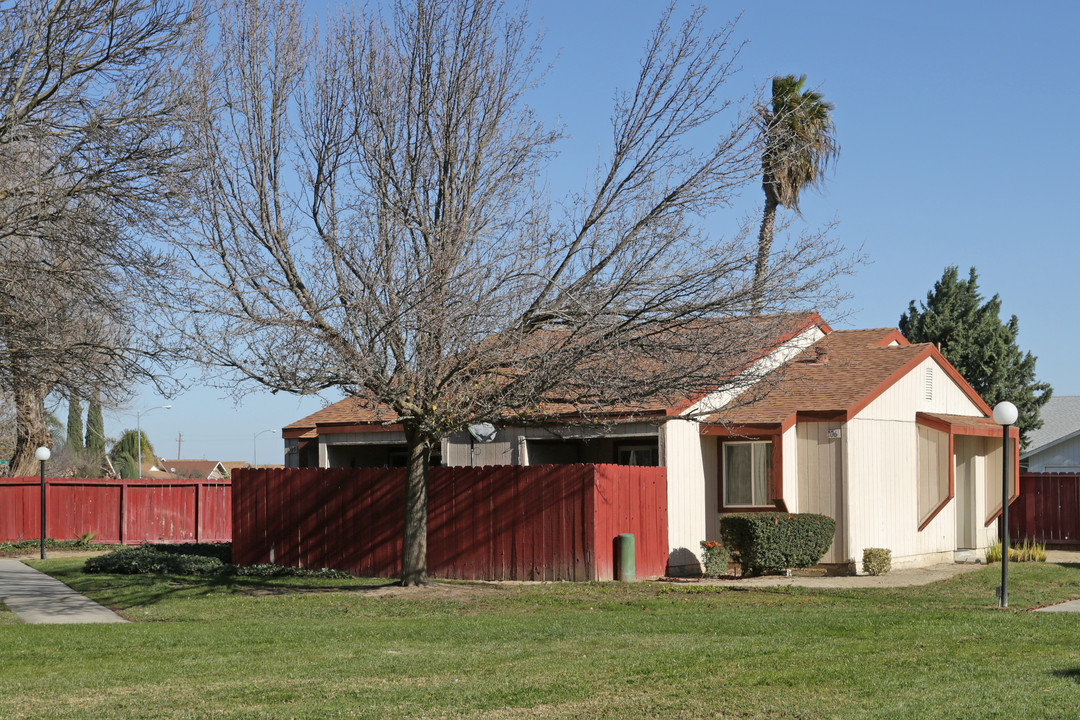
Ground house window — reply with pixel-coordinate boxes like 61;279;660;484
616;442;659;466
723;441;772;507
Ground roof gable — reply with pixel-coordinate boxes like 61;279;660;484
707;328;992;428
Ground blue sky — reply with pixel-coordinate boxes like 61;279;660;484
123;1;1079;464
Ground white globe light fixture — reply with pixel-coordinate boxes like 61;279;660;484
35;446;51;559
992;400;1018;607
992;401;1018;427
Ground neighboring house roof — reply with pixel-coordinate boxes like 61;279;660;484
706;327;991;431
283;312;829;438
151;459;228;479
1021;396;1080;459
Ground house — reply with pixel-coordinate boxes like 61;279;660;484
1020;396;1080;473
283;313;1018;575
148;459;230;480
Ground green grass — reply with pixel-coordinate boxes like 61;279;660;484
3;562;1080;718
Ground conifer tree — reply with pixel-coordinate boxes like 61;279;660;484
899;266;1051;446
85;392;105;457
66;396;84;453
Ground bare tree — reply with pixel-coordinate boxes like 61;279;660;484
0;0;201;473
166;0;852;585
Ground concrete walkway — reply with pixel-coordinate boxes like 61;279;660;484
0;559;126;624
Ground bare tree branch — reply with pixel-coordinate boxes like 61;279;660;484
162;0;856;584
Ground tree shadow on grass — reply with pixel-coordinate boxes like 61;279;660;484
1052;669;1080;684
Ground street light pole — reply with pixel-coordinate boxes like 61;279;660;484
35;446;51;560
136;405;172;479
993;400;1018;608
253;429;276;469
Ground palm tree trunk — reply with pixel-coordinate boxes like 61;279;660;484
401;423;431;586
752;194;779;314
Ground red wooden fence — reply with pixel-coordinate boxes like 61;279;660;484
1010;472;1080;547
0;477;232;545
232;464;668;581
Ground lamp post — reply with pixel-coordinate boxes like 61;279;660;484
993;400;1018;608
136;405;172;479
253;429;275;469
35;446;51;560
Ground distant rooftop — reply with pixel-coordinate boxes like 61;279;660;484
1022;396;1080;456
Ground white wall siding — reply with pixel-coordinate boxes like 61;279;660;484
841;355;991;568
663;418;711;574
782;425;799;512
1025;435;1080;472
795;422;845;563
918;359;983;416
444;429;517;467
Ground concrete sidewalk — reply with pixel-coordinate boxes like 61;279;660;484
0;559;126;624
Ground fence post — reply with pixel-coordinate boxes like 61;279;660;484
195;481;202;542
118;481;125;545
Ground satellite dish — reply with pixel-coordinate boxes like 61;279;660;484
467;423;497;444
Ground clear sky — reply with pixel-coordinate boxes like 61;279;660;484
122;0;1079;465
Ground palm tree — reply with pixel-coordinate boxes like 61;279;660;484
752;75;838;312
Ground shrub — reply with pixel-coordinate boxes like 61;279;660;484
84;543;351;578
699;540;730;578
986;539;1047;563
862;548;891;576
85;545;226;575
719;513;836;576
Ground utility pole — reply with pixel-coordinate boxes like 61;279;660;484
176;432;182;460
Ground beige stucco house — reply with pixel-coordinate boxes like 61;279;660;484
283;314;1018;575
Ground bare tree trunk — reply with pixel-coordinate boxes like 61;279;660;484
10;380;48;476
752;193;779;314
401;423;431;587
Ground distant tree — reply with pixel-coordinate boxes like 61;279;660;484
85;390;105;459
753;75;838;312
0;0;199;475
109;429;155;476
66;396;84;453
899;266;1052;446
115;453;140;480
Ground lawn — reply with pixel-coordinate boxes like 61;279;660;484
3;561;1080;719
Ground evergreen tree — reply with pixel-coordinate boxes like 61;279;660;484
85;391;105;458
66;396;84;453
899;266;1052;446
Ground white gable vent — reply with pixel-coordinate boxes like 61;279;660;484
924;366;934;401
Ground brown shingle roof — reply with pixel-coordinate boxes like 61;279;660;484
283;313;828;434
154;459;227;479
708;328;942;426
283;397;400;434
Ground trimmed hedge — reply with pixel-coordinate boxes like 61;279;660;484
719;513;836;576
84;543;351;579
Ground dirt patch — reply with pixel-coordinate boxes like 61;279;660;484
236;580;502;601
